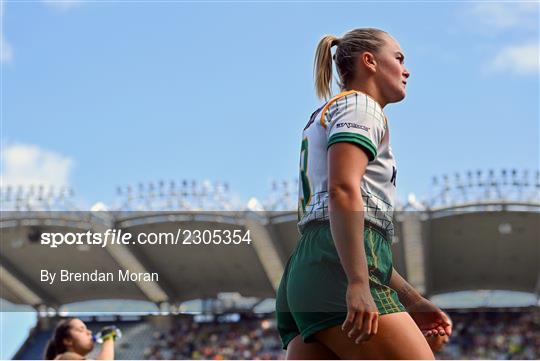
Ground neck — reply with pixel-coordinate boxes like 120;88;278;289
346;79;386;108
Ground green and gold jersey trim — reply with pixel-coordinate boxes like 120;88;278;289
319;90;358;129
327;132;377;161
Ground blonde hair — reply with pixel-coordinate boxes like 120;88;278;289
314;28;388;100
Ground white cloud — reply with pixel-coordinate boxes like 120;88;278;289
465;3;539;76
1;142;74;187
1;33;13;64
489;42;539;75
468;3;539;30
41;0;82;11
0;1;13;63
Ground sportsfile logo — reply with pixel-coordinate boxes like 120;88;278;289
336;123;370;131
40;229;252;248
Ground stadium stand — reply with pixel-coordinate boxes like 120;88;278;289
439;308;540;360
12;309;540;360
143;314;282;360
3;171;539;360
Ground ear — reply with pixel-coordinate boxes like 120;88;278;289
359;51;377;73
63;337;73;348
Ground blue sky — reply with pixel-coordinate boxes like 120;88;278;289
1;1;538;358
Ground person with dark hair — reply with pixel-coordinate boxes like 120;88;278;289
276;28;452;359
44;318;115;360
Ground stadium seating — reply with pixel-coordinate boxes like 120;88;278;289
13;309;540;360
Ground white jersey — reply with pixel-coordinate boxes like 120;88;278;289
298;90;398;241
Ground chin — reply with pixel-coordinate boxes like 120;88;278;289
397;87;407;100
388;93;406;104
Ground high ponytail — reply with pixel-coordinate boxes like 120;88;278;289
43;318;74;360
314;28;388;100
314;35;340;100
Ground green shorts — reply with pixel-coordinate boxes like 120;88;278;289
275;221;405;350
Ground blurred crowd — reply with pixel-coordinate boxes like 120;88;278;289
142;309;539;360
144;316;284;360
438;309;540;360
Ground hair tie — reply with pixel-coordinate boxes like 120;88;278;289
331;38;341;47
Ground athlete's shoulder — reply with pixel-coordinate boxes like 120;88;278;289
323;90;361;113
320;91;383;129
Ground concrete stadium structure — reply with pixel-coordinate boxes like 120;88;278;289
1;171;539;311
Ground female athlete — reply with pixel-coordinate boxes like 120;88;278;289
44;318;115;360
276;28;452;359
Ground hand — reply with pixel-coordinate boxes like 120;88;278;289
98;325;120;342
406;297;452;337
341;281;380;343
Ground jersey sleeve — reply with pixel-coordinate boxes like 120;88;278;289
325;93;386;162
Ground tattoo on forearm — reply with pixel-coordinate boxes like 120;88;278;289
398;283;412;297
398;282;424;307
391;269;421;305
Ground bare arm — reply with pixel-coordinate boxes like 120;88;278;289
328;142;379;343
389;267;422;307
390;267;452;337
328;142;370;285
94;339;114;360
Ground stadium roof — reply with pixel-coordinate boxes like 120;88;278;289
422;210;540;296
1;205;539;309
0;211;285;308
